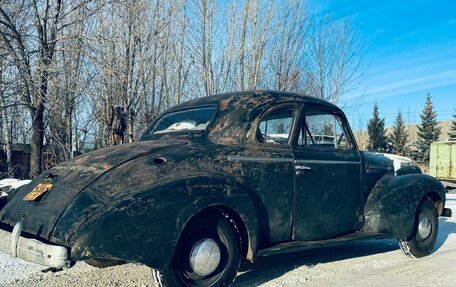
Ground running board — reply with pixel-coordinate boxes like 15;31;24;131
258;232;389;257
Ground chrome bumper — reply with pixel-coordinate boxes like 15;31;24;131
0;222;71;268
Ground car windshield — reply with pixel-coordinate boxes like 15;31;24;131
150;107;216;135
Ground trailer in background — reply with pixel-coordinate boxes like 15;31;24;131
429;141;456;191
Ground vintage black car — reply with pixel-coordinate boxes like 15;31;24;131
0;91;452;287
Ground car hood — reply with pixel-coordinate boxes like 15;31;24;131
0;139;187;240
362;152;394;174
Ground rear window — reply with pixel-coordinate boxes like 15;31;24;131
150;107;216;135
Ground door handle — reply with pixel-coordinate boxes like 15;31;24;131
295;165;312;170
295;165;311;175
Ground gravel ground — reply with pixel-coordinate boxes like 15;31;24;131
1;195;455;287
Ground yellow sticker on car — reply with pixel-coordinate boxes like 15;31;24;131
23;183;53;201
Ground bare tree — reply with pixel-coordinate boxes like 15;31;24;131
0;55;14;176
0;0;366;177
47;2;90;160
267;0;309;91
304;17;365;103
91;0;173;146
190;0;310;94
0;0;64;176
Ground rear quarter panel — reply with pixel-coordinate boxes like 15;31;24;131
68;175;259;269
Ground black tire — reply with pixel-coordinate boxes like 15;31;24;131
152;211;240;287
398;198;438;258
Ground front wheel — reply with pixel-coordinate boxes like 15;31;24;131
398;198;439;258
152;211;240;286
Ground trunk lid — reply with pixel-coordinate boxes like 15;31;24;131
0;140;185;240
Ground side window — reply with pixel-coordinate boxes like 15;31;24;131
297;110;351;150
257;108;294;145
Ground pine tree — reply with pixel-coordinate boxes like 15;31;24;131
417;94;441;163
389;111;409;155
450;108;456;140
367;103;388;152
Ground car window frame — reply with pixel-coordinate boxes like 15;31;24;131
253;104;300;148
142;104;219;138
293;104;357;153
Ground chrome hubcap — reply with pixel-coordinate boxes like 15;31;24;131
418;212;432;240
189;239;221;276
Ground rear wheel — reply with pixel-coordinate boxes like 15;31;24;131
398;198;438;258
152;210;240;287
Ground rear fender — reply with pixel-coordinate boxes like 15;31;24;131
363;174;445;238
69;175;259;269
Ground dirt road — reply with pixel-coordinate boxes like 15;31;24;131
1;195;455;287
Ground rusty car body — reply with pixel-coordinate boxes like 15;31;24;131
0;91;452;286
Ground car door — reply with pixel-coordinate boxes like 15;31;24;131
292;105;363;241
233;105;297;243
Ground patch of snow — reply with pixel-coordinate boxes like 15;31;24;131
0;178;32;191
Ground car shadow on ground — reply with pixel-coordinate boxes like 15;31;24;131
235;217;455;287
434;217;456;250
234;238;398;286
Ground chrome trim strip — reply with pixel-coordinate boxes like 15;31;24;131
228;156;361;165
294;159;361;165
227;156;294;163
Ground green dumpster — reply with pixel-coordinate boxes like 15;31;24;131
429;142;456;184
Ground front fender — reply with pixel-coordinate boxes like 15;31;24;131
69;174;259;269
363;174;445;237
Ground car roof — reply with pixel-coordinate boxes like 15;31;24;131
167;90;339;112
144;90;344;145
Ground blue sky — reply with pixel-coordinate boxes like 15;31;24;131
312;0;456;130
